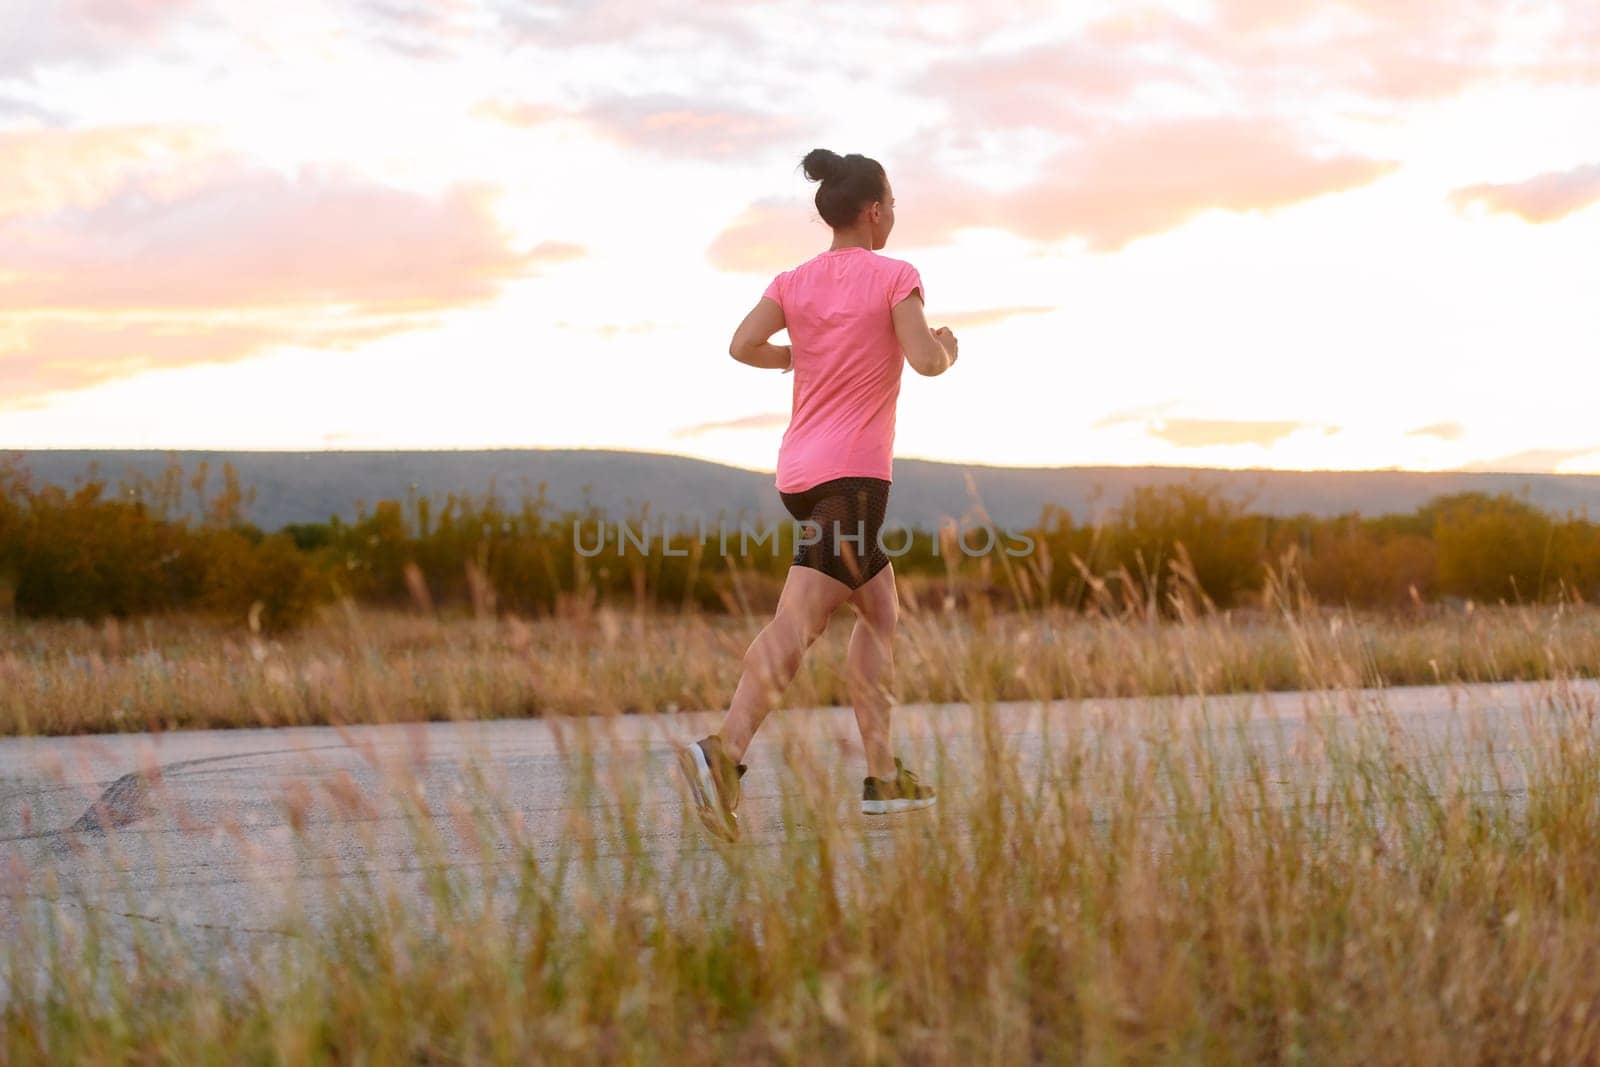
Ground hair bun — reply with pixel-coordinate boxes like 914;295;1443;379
802;148;844;183
796;149;887;230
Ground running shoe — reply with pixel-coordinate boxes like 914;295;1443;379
677;734;747;841
861;758;937;815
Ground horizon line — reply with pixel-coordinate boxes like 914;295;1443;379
2;444;1596;479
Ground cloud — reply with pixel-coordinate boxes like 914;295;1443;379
708;117;1395;270
0;0;199;79
471;97;569;128
473;92;808;162
899;0;1527;171
937;306;1058;330
553;319;665;338
75;0;195;32
0;162;574;312
579;94;811;160
671;412;789;440
1086;2;1525;104
1003;118;1398;252
488;0;763;51
0;315;408;407
0;95;67;124
1545;2;1600;84
1455;447;1600;473
0;147;583;405
1450;163;1600;223
1407;421;1465;441
527;239;585;262
1147;419;1316;448
0;124;224;222
1092;401;1182;431
914;40;1176;131
705;198;827;274
347;0;482;61
1094;410;1335;448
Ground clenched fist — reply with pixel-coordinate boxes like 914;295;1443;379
933;326;959;366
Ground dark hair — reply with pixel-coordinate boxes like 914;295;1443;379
800;148;887;229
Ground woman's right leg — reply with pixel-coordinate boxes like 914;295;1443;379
717;564;854;762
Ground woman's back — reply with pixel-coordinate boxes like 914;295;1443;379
763;246;923;493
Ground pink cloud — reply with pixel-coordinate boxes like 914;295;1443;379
0;145;584;404
1005;118;1397;251
915;40;1174;131
490;0;764;51
917;0;1562;149
708;118;1394;270
580;94;811;160
704;199;828;275
1208;0;1483;37
1092;2;1513;101
0;316;408;408
1450;163;1600;223
0;163;574;312
75;0;193;31
934;1;1592;104
473;92;807;162
705;168;1000;274
1558;1;1600;64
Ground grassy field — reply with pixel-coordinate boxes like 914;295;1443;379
2;566;1599;737
6;576;1600;1061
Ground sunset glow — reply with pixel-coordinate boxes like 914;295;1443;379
2;0;1596;474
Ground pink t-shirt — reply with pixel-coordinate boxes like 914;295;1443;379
761;247;924;493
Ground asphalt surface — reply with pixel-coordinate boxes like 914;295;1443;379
3;679;1597;996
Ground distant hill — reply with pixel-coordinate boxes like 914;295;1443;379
6;448;1600;532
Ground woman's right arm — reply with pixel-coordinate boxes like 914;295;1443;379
891;290;958;376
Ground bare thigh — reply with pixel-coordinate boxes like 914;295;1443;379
847;560;898;632
774;563;857;645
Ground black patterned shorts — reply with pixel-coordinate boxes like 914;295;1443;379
778;476;892;590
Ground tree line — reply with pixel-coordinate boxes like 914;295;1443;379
1;457;1595;630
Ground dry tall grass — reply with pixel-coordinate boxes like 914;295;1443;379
5;569;1600;1062
2;566;1597;736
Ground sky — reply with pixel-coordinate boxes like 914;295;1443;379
1;0;1597;475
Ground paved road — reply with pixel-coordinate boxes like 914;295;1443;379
2;679;1596;991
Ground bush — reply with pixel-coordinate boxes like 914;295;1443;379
5;458;1600;628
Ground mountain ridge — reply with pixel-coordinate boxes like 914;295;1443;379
5;448;1598;532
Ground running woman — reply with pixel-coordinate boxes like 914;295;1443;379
678;148;960;842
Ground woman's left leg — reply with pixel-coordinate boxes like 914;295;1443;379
716;563;855;762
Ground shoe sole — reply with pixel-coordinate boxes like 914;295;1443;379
676;743;739;841
861;796;937;815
